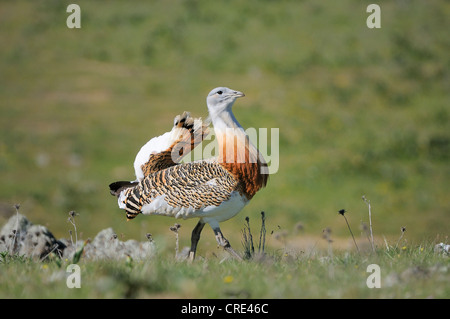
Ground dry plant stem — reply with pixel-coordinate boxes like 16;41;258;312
361;222;372;247
327;240;333;258
395;227;406;249
69;218;78;248
175;232;179;256
395;233;404;249
170;223;181;258
258;211;266;254
362;196;375;252
245;217;254;255
343;215;360;254
39;244;59;262
383;235;389;251
241;219;253;259
323;228;333;258
9;204;20;254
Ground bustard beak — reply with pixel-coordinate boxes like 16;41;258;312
232;90;245;98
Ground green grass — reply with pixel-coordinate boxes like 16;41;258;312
0;240;448;298
0;0;449;298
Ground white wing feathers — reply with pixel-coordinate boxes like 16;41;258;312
134;130;174;181
133;112;209;181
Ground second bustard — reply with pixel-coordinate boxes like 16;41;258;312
110;87;268;260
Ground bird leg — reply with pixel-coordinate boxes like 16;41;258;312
188;220;205;262
213;227;243;261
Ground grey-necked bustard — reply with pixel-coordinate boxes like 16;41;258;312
109;87;268;260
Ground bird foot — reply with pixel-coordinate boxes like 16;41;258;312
215;231;242;261
187;251;196;263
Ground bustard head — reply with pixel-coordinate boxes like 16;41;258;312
206;87;245;118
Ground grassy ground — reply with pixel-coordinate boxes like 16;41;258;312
0;0;449;298
0;237;448;299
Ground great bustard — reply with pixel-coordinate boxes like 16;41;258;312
109;87;268;260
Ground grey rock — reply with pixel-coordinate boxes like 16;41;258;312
19;225;66;259
0;213;32;254
63;227;155;262
0;214;65;259
1;214;155;262
434;243;450;255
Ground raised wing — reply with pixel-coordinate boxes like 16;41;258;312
134;112;210;181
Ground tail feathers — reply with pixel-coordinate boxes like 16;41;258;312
109;181;138;197
109;181;142;220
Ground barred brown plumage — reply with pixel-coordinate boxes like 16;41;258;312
126;161;237;212
109;87;268;261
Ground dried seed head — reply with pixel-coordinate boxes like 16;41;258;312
146;233;153;242
322;227;333;243
338;209;346;216
14;204;20;210
362;195;370;204
294;222;304;232
273;230;287;241
170;223;181;232
69;210;78;218
401;226;406;233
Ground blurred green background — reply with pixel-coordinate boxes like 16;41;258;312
0;0;448;251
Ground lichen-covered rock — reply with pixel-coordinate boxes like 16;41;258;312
434;243;450;255
0;214;65;259
1;214;155;262
63;228;156;261
19;225;66;259
0;213;32;254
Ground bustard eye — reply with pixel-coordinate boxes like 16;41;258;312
216;90;223;95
